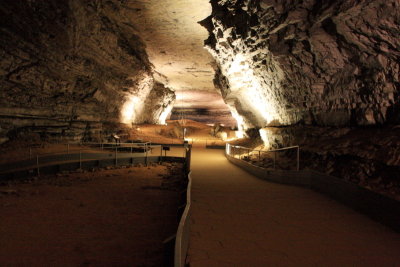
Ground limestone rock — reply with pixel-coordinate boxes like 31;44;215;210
0;0;175;143
259;125;400;193
204;0;400;129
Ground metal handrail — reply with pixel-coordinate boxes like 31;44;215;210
229;144;299;153
174;172;192;267
0;142;168;174
25;142;155;158
226;144;300;171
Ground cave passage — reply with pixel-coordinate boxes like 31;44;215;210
1;0;400;266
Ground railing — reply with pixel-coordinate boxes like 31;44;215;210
15;142;155;162
0;142;189;175
226;144;300;171
161;146;192;267
127;135;185;145
1;140;195;265
174;174;191;267
130;134;226;146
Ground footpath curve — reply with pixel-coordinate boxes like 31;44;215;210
187;148;400;266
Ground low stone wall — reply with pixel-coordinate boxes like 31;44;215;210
226;154;400;232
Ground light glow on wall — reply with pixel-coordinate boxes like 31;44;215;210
229;107;245;138
158;104;173;125
121;96;138;124
259;128;270;149
226;53;277;126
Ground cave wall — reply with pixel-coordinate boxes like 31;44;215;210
203;0;400;129
0;0;174;143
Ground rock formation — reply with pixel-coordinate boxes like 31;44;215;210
0;0;175;143
203;0;400;130
202;0;400;192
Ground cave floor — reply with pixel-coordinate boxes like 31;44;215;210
0;164;182;266
188;148;400;266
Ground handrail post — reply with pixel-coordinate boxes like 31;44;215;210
115;147;118;166
258;150;261;162
36;155;40;176
130;143;133;167
297;146;300;171
145;143;148;166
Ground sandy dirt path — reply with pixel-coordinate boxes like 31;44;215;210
0;164;183;266
188;148;400;266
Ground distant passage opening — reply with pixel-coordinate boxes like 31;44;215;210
170;90;236;127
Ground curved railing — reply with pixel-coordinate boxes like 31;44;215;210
225;144;400;232
174;171;192;267
1;141;196;264
226;144;300;171
0;142;162;174
0;143;190;182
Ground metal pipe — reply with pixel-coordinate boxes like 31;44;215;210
36;155;40;176
258;150;261;162
297;147;300;171
145;143;148;166
115;147;118;166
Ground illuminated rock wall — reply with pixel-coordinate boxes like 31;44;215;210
203;0;400;130
0;0;174;142
139;82;175;125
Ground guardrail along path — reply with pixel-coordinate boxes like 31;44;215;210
188;148;400;266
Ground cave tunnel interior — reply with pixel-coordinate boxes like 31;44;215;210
0;0;400;265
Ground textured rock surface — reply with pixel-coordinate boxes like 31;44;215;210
0;0;174;142
139;82;175;125
204;0;400;129
124;0;235;124
260;125;400;199
122;0;214;92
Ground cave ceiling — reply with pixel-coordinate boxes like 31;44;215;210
121;0;230;115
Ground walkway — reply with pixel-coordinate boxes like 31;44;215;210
188;148;400;266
